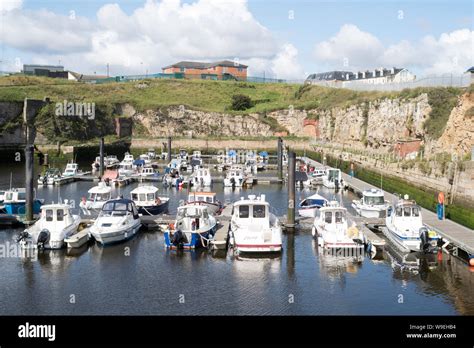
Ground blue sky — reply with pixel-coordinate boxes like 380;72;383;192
1;0;472;78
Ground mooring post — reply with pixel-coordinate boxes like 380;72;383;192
25;144;34;222
99;137;105;177
287;151;296;230
277;137;283;180
167;136;172;162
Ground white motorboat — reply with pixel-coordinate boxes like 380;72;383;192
79;182;112;211
2;188;43;215
139;166;158;177
384;195;439;252
130;185;169;215
186;192;222;215
323;168;342;189
312;201;365;250
90;198;141;245
229;194;282;253
162;168;184;187
18;201;81;249
244;159;257;175
118;162;136;177
139;154;152;166
298;193;328;218
106;155;120;168
38;168;61;185
178;149;188;161
147;148;156;159
164;205;217;249
223;168;245;187
303;169;326;187
352;188;389;218
62;163;80;177
190;168;212;187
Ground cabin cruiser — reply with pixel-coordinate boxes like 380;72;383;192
352;188;389;218
244;159;257;175
62;163;81;177
130;185;169;215
79;182;112;211
298;193;328;218
384;195;439;252
186;192;222;215
38;168;61;185
118;162;136;177
2;188;43;215
122;153;134;163
139;166;158;177
229;194;282;253
17;201;81;249
162;168;184;187
224;168;245;187
91;155;120;171
256;152;268;171
303;169;326;187
178;149;188;161
139;154;152;166
164;205;217;249
190;168;212;187
323;168;342;189
90;198;141;245
312;201;365;250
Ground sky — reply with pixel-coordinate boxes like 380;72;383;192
0;0;472;79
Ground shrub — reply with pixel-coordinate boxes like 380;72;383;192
231;94;253;111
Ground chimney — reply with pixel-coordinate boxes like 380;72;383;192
362;71;365;79
391;67;395;74
346;73;349;80
379;68;384;77
373;69;377;78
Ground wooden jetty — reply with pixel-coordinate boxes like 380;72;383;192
301;156;474;257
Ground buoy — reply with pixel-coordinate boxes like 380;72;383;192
469;258;474;267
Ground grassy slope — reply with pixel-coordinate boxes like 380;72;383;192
0;75;397;114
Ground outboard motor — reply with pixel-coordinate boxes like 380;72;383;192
37;229;50;249
171;229;187;250
419;227;432;253
16;231;30;243
230;177;236;188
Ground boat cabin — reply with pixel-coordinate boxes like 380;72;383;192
362;189;386;206
326;169;341;182
188;192;216;204
99;199;139;219
232;195;270;228
130;186;162;206
39;203;75;226
3;188;27;203
141;167;156;175
316;203;348;225
176;205;211;231
87;183;112;203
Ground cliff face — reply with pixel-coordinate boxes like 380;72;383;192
132;105;274;137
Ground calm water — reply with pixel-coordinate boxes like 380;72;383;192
1;162;473;315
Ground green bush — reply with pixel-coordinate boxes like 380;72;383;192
424;87;462;139
231;94;253;111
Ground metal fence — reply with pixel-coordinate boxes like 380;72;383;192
310;73;472;91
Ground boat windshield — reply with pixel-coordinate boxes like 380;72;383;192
364;195;385;205
238;205;249;218
253;205;266;218
90;192;111;201
131;193;155;201
178;207;204;218
100;201;130;217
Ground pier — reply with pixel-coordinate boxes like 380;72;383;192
301;156;474;258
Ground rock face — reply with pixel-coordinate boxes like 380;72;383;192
132;106;273;137
436;93;474;156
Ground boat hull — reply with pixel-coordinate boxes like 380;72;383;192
4;200;42;215
91;222;141;246
137;200;169;216
164;226;216;249
382;226;421;252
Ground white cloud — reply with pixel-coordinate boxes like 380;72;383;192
271;44;305;80
0;0;22;12
313;24;473;74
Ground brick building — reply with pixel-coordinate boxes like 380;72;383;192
162;60;247;80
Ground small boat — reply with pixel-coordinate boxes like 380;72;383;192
122;153;134;162
384;195;439;252
64;228;90;248
106;155;120;168
90;198;141;245
178;149;188;161
17;201;81;249
147;148;156;159
186;192;222;215
223;168;245;187
164;205;217;249
229;194;282;253
312;201;365;250
298;193;328;218
139;154;152;166
244;159;257;175
38;168;61;185
352;188;389;218
303;169;326;187
323;168;342;189
2;188;43;215
162;168;184;187
79;182;112;211
139;166;158;177
190;167;212;187
118;162;136;177
62;163;80;177
130;185;169;215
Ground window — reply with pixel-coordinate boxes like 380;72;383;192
239;205;249;218
206;197;213;203
403;207;411;217
335;211;344;223
18;192;26;200
253;205;266;218
131;193;138;201
57;209;64;221
412;207;420;217
325;212;332;224
139;193;146;202
46;209;53;221
396;207;402;216
364;196;385;205
180;67;185;72
147;193;154;201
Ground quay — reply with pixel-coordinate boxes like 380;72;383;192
301;156;474;258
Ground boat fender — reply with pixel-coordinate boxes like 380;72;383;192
347;226;359;238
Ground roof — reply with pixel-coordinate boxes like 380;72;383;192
40;203;72;210
188;192;216;196
130;185;159;194
163;60;248;70
88;183;112;194
234;195;270;206
362;188;384;197
306;67;406;81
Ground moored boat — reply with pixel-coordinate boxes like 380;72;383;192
298;193;328;218
130;185;169;215
352;188;389;218
186;191;222;215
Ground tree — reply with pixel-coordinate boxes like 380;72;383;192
231;94;253;111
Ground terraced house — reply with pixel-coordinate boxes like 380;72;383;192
162;60;248;80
